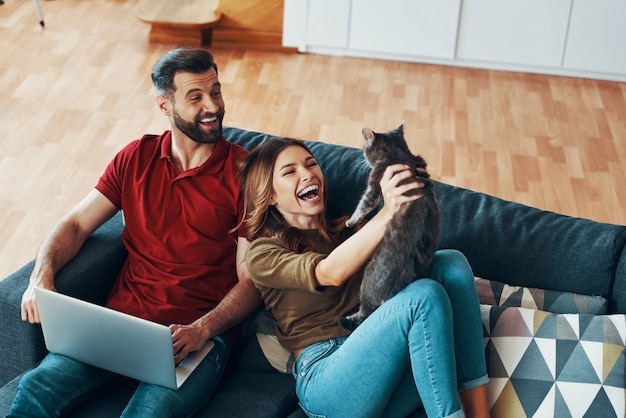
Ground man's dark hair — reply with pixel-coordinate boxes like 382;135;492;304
151;47;219;98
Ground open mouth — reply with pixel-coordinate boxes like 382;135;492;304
197;111;222;128
297;184;320;203
199;115;218;125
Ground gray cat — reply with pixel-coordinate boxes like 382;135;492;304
339;123;441;331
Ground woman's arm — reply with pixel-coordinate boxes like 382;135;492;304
315;164;422;287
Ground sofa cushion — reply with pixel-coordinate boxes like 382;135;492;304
194;370;298;417
475;277;608;314
481;305;626;417
238;309;293;374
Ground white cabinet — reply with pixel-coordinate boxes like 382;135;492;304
349;0;462;59
563;0;626;75
456;0;572;68
283;0;626;81
282;0;351;50
282;0;306;48
306;0;351;49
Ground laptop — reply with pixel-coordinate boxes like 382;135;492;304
34;288;214;390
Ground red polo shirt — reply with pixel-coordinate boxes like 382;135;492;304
95;131;247;326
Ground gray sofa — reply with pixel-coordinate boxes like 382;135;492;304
1;126;625;417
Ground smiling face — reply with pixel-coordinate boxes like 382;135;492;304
270;145;326;229
162;68;225;144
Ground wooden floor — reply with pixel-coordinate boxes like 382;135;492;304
1;0;625;279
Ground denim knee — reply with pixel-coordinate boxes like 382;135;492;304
9;354;115;417
390;279;454;339
122;335;232;418
430;249;473;278
398;278;450;308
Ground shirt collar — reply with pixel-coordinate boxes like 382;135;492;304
160;130;227;176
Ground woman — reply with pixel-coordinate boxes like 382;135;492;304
239;138;489;418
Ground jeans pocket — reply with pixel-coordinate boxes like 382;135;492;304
293;340;335;383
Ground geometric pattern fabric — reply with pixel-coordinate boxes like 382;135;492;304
475;277;608;315
481;305;626;418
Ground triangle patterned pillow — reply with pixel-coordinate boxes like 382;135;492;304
481;305;625;417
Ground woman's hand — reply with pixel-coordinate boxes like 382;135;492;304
315;164;424;287
376;164;424;223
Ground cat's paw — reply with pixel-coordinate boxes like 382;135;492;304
345;218;359;228
339;316;362;331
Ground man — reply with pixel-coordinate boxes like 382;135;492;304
9;47;261;417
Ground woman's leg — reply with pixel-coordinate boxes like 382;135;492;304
429;249;489;416
380;367;422;417
120;335;231;418
8;353;117;417
459;385;490;418
294;279;463;418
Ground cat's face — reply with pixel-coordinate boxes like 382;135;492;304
361;123;430;179
361;123;409;167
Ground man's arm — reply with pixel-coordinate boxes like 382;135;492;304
170;237;262;363
21;189;119;323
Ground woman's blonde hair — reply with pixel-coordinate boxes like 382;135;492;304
238;138;346;252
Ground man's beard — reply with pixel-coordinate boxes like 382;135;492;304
173;108;223;144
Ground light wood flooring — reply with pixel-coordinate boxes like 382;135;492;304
1;0;625;279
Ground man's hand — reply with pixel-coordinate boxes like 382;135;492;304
21;279;56;324
169;322;210;364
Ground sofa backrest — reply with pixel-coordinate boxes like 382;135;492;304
615;245;626;312
224;127;626;313
434;182;626;313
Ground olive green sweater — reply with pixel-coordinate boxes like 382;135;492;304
246;230;361;350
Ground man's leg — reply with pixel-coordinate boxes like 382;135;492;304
8;353;117;417
120;335;231;418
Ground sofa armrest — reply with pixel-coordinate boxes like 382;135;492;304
0;212;127;386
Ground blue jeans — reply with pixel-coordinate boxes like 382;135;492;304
293;250;488;418
8;335;231;418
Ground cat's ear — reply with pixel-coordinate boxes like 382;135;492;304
396;121;405;135
362;128;376;144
